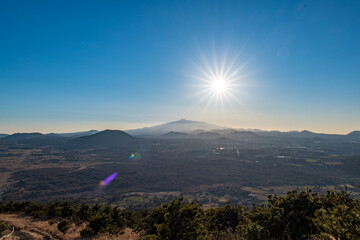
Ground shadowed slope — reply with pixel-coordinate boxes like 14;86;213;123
70;130;134;147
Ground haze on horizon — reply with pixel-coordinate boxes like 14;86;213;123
1;0;359;134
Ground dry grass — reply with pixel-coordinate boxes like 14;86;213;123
95;228;140;240
0;214;139;240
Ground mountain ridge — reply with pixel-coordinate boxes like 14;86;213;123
1;120;358;138
125;119;226;136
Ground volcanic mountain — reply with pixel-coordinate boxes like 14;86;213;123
125;119;226;136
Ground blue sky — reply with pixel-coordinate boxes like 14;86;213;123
1;0;359;133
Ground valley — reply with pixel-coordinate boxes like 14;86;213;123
1;120;360;209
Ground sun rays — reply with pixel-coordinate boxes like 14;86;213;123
189;48;249;112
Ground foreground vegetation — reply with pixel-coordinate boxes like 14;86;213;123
1;188;360;239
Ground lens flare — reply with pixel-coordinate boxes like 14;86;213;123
99;172;118;187
128;153;141;160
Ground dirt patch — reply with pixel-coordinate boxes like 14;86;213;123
0;214;139;240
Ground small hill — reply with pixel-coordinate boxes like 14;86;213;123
226;131;258;139
3;133;69;146
189;129;207;135
348;131;360;136
2;133;68;146
293;130;318;138
70;130;134;147
0;134;8;138
4;133;44;141
162;131;189;138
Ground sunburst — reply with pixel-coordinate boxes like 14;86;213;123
190;49;247;109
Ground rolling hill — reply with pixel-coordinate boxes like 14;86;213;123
69;129;134;147
161;131;190;138
348;131;360;136
3;133;44;141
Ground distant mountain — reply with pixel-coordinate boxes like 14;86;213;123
257;130;334;139
226;131;258;139
162;129;261;140
126;119;225;136
0;134;9;138
348;131;360;136
47;130;99;138
297;130;318;137
4;132;44;141
3;132;67;146
70;130;134;147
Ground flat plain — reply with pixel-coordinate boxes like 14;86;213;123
1;129;360;209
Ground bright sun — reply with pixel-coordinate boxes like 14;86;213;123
191;49;247;107
211;78;227;93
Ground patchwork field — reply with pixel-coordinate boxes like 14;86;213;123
1;132;360;209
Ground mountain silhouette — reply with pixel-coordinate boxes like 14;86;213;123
70;130;134;147
348;131;360;136
126;119;225;136
4;133;44;141
48;130;99;138
162;131;190;138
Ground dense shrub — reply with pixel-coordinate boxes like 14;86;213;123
57;219;70;234
205;202;247;239
246;189;322;239
145;198;206;240
314;190;360;240
1;188;360;239
0;220;9;237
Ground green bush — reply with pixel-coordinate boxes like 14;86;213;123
57;219;70;234
205;202;247;238
80;227;95;237
88;213;115;235
144;198;207;240
314;190;360;240
243;189;322;239
1;187;360;239
77;203;91;221
0;220;9;237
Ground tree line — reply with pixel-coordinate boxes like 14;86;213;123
1;188;360;239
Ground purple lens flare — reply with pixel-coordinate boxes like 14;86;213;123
99;172;118;187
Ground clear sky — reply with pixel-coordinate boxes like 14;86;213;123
1;0;359;134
